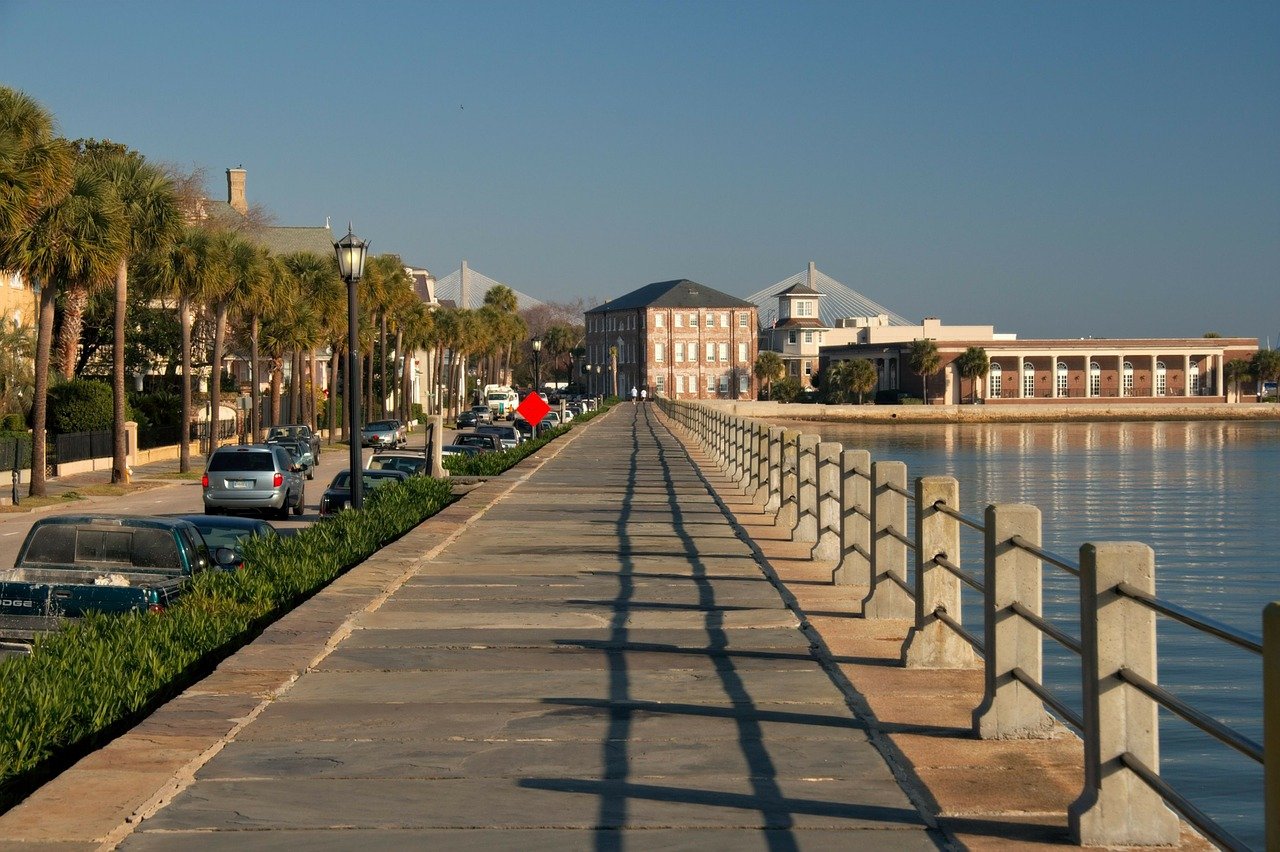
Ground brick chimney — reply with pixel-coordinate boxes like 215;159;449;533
226;167;247;214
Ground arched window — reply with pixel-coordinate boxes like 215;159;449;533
1122;361;1134;397
1056;362;1068;397
1155;361;1166;396
1089;362;1101;396
1022;362;1036;398
1189;363;1200;395
989;363;1003;398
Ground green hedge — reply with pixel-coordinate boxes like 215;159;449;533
0;476;453;796
47;379;114;435
443;401;612;476
0;431;31;470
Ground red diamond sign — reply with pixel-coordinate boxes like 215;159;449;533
516;391;550;425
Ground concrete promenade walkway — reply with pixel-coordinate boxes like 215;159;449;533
36;404;938;849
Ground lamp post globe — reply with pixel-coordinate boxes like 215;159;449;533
334;225;369;510
531;338;542;396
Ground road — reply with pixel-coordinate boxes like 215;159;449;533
0;430;456;568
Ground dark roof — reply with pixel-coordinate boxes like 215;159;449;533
778;282;821;296
256;225;335;257
586;279;754;313
774;317;826;329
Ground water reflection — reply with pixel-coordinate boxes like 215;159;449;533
767;417;1279;847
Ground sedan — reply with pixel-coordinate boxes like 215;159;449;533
455;409;479;428
319;469;409;516
367;452;428;476
266;424;321;462
177;515;275;571
361;420;406;448
268;438;315;480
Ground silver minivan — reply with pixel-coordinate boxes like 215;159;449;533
203;445;305;519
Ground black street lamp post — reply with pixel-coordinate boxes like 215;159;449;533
335;225;369;510
532;338;542;395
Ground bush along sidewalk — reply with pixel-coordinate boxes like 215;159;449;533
0;475;453;805
444;400;613;476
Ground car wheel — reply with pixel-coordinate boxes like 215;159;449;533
275;499;290;521
307;469;315;480
293;490;305;516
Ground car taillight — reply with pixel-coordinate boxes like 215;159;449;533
273;472;283;487
148;604;165;614
201;473;209;488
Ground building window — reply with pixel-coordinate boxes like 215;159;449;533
1122;362;1134;397
720;313;728;327
676;375;685;394
655;374;665;395
674;313;683;328
989;363;1002;398
1190;364;1200;395
718;374;728;395
654;313;664;329
804;360;813;376
788;331;797;345
739;313;748;328
1089;362;1101;396
803;331;813;344
1023;362;1036;397
706;313;715;328
718;342;728;362
655;343;664;363
675;343;684;363
706;342;715;362
739;373;749;394
797;300;813;317
1155;361;1166;396
737;342;747;362
689;313;698;327
1056;362;1068;397
706;375;714;392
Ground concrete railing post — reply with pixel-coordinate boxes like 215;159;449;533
903;476;976;668
764;427;784;513
1069;542;1179;847
426;415;447;478
863;461;914;619
732;417;747;488
811;441;842;561
776;430;800;530
753;424;770;506
794;434;820;543
973;503;1053;738
832;449;872;586
1266;602;1280;852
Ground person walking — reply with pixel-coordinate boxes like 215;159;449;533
630;386;638;405
640;388;648;403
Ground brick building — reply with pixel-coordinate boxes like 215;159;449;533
585;280;758;400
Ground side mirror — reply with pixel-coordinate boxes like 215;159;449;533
214;546;239;567
290;464;302;472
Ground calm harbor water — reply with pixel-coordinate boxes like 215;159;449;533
774;418;1278;847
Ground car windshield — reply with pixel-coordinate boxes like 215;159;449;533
191;523;268;550
208;450;274;472
330;471;403;489
365;421;397;431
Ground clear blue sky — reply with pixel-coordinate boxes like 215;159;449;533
2;0;1277;341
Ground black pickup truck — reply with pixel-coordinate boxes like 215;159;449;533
0;515;214;654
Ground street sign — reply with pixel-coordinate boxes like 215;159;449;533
517;392;550;425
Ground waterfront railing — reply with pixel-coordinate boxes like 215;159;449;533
656;398;1273;851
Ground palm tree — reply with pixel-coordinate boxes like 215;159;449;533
0;317;35;417
204;231;267;451
753;351;784;400
848;358;878;403
3;160;125;496
908;338;942;404
483;285;519;384
955;346;990;403
1252;349;1280;401
1223;358;1251;403
0;87;73;245
281;251;342;431
82;142;181;484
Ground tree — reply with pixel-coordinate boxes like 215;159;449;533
955;346;990;403
1252;348;1280;401
0;317;35;417
0;87;73;246
3;157;126;495
82;141;181;484
1223;358;1251;403
847;358;878;403
908;338;942;404
754;351;784;400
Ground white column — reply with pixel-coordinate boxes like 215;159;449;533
1051;353;1058;399
1085;354;1093;398
1184;353;1192;396
1017;356;1025;399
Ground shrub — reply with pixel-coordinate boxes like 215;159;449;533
0;431;31;470
1;414;25;432
0;475;453;793
411;403;424;421
46;380;114;435
128;389;182;432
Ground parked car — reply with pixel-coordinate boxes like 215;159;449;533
177;515;275;571
475;424;521;450
266;424;321;461
366;452;428;476
318;469;409;516
452;432;503;453
441;444;482;458
456;409;479;428
269;438;315;480
1;515;214;653
468;404;494;425
536;418;558;436
361;419;406;448
202;444;305;519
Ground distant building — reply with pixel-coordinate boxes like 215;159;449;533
585;279;758;400
820;321;1260;404
1;270;35;334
